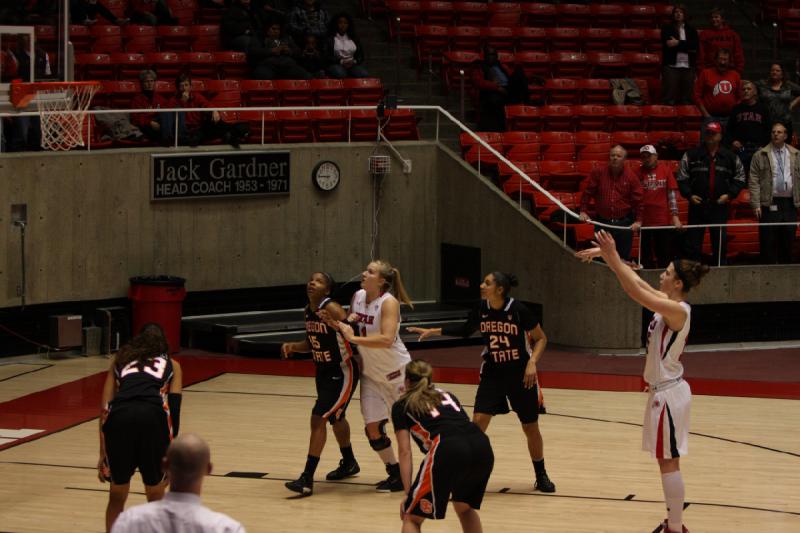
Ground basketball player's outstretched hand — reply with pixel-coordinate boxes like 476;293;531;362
407;326;433;341
574;246;601;263
594;230;617;258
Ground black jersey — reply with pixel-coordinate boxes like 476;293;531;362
112;353;174;407
442;298;539;371
305;297;353;366
392;389;476;453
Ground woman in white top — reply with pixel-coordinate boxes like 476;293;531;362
337;259;413;492
576;230;709;533
325;12;368;79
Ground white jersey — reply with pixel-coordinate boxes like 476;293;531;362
643;301;691;386
350;289;411;383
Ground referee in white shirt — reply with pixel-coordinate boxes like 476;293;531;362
111;434;245;533
749;122;800;264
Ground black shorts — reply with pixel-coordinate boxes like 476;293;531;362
312;358;359;424
404;429;494;520
102;401;171;486
474;368;540;424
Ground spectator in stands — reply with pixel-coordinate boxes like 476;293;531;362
635;145;682;269
723;80;771;174
473;46;529;132
221;0;264;52
298;34;326;78
698;8;744;74
131;69;169;144
324;13;367;79
110;434;245;533
250;20;310;80
579;145;644;262
693;48;741;129
660;4;699;105
756;63;800;143
677;121;746;265
70;0;128;25
748;122;800;264
128;0;177;25
287;0;330;46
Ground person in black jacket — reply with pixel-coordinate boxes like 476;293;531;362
70;0;127;25
660;4;699;105
221;0;264;52
723;80;771;174
677;121;746;265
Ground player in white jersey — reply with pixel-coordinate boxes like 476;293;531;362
337;259;414;493
576;230;709;533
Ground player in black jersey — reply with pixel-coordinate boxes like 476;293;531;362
392;359;493;533
281;271;361;496
98;324;182;532
408;271;556;493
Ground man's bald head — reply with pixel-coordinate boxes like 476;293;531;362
165;433;212;492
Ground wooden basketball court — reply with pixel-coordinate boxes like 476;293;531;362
0;354;798;532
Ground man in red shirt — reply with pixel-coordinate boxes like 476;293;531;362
579;145;644;261
131;69;169;143
635;145;682;269
698;8;744;74
694;48;742;129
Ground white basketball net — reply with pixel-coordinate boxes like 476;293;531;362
35;84;99;151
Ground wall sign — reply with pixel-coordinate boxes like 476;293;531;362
151;151;290;200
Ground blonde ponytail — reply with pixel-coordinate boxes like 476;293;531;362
400;360;442;417
374;260;414;309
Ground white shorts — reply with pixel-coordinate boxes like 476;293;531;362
360;373;405;424
642;379;691;459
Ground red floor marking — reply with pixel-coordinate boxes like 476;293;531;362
0;355;797;452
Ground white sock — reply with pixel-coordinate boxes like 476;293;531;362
377;446;397;466
660;471;684;532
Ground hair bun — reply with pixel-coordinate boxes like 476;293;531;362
507;273;519;287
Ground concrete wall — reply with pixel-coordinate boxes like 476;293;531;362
2;141;799;349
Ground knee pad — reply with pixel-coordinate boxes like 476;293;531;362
367;420;391;451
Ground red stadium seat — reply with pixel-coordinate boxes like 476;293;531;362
75;53;113;80
241;79;278;107
540;105;574;131
557;3;591;27
521;3;557;27
575;131;613;161
676;105;703;131
383;109;419;140
540;160;581;191
577;79;611;104
581;28;614;53
453;2;489;26
240;110;279;143
69;25;93;54
505;105;541;132
189;25;220;52
275;79;313;106
550;51;588;78
157;26;192;52
448;26;481;52
166;0;198;25
643;29;662;54
654;5;675;27
123;25;157;53
101;0;128;23
513;27;547;52
421;1;454;25
414;25;449;68
613;29;647;53
514;51;550;79
540;131;576;162
460;132;504;157
442;50;481;93
214;51;248;79
611;131;650;152
683;130;701;150
502;131;540;150
481;27;515;52
204;79;241;107
590;4;625;28
465;141;504;171
34;25;57;53
98;80;139;109
499;161;540;188
609;105;644;131
110;52;145;81
574;104;610;131
277;109;313;143
643;105;679;131
311;109;348;142
145;52;182;79
506;142;541;162
544;78;579;105
647;131;685;157
386;1;421;40
154;80;174;98
91;25;122;53
546;27;581;51
624;52;661;79
588;52;628;79
489;12;521;28
178;51;215;79
625;5;657;29
310;78;346;106
344;78;384;106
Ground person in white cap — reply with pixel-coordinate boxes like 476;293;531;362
635;145;683;268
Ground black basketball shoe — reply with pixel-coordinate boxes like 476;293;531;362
534;472;556;493
326;459;360;480
285;473;313;496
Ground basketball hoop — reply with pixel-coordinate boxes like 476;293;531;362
368;154;391;176
10;81;101;151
